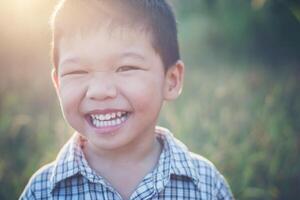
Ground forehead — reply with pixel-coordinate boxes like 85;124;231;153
58;26;159;67
52;0;166;69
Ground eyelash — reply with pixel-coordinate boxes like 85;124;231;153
117;66;141;72
62;70;87;76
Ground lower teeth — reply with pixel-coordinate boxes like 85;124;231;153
91;114;127;128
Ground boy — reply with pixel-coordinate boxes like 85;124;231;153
20;0;234;199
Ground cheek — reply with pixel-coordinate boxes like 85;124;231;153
58;80;86;116
120;75;165;110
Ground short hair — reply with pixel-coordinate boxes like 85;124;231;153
50;0;180;71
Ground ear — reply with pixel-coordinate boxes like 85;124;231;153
163;60;185;101
51;68;59;91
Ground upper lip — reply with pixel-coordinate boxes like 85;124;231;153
85;109;130;115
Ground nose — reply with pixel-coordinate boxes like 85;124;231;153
85;72;117;101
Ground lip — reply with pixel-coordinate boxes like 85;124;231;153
86;109;129;115
85;109;131;135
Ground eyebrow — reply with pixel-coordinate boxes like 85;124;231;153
120;52;146;61
59;57;80;68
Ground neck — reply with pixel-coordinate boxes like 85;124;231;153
83;130;162;170
81;130;162;200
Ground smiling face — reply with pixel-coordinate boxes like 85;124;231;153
52;26;184;152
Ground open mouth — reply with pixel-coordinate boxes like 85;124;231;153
88;111;129;128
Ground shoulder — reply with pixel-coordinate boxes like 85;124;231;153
19;162;55;200
188;152;234;199
189;151;218;176
157;126;234;199
19;134;83;199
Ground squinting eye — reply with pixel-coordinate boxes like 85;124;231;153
61;70;88;77
117;66;141;72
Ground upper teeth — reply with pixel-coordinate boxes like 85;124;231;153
91;111;124;121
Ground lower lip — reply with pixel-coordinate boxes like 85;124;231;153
86;114;129;135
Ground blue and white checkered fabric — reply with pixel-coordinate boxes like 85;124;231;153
20;127;234;199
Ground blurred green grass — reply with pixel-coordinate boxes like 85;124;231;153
161;66;300;199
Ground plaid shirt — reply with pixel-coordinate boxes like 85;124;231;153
20;127;234;200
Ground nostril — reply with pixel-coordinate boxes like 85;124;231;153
85;82;117;100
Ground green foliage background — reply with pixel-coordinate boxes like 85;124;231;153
0;0;299;199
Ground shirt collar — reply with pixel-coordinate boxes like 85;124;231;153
49;134;81;192
49;133;107;192
49;127;200;193
153;126;199;192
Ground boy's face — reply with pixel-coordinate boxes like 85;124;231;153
52;27;184;151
